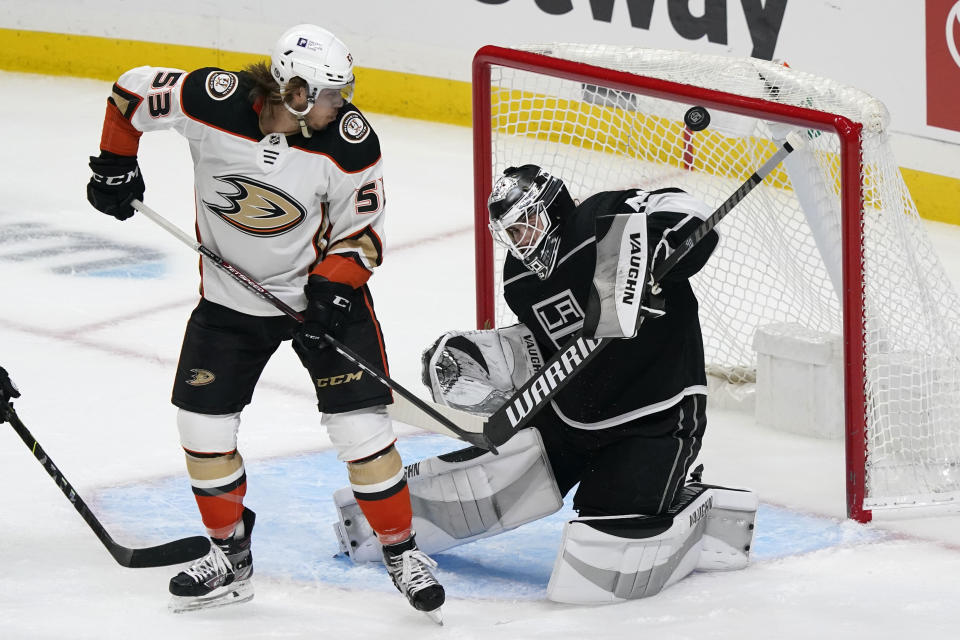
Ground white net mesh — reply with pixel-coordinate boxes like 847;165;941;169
479;44;960;511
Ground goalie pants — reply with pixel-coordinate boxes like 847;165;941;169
535;393;706;517
172;296;392;415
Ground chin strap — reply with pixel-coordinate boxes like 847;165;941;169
296;117;312;138
283;100;314;138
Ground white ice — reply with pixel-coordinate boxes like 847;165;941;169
1;72;959;639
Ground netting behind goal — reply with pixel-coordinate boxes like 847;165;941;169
472;44;960;521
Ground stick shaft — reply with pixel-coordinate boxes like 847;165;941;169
6;408;210;567
485;132;805;446
131;200;497;452
651;135;800;284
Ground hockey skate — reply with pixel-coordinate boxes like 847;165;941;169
382;533;445;624
168;508;256;613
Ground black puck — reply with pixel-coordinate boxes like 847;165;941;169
684;106;711;132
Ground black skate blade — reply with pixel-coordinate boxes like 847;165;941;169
168;580;254;613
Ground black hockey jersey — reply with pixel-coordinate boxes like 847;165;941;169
503;187;719;428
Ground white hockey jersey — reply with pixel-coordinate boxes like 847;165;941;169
100;66;386;316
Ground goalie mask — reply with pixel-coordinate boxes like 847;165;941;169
488;165;575;280
271;24;355;135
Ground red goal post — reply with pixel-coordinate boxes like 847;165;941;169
471;44;960;523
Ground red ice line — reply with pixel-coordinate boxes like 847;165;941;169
0;225;472;398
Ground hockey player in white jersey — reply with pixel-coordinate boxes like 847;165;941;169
333;165;758;604
86;24;444;621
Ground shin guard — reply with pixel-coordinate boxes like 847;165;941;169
184;450;247;540
347;444;413;545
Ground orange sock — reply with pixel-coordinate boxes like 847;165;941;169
347;444;412;545
356;482;413;545
184;449;247;539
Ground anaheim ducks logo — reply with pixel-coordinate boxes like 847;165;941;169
203;175;307;236
185;369;216;386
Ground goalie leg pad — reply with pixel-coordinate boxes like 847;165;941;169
333;428;563;562
694;484;758;571
547;484;723;604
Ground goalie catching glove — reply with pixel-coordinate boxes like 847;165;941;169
421;323;543;416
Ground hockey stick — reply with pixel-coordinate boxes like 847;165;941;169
648;131;805;291
386;393;486;436
130;200;498;454
2;405;211;568
479;130;808;447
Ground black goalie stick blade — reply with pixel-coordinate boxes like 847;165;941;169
118;535;211;568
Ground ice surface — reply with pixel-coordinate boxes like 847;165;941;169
1;72;959;638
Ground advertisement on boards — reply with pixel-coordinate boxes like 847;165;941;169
927;0;960;132
474;0;789;59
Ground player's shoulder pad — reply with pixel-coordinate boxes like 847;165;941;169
180;68;261;138
298;106;381;173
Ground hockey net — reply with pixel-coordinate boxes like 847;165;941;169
472;44;960;521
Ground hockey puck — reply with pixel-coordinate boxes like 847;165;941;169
684;106;711;132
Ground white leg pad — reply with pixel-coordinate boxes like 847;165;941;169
697;484;758;571
546;483;756;605
176;409;241;453
324;405;395;462
333;427;563;562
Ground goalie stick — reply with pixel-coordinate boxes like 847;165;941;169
131;200;498;454
3;405;211;568
421;131;808;447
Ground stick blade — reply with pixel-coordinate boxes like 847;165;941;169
116;535;211;568
387;396;498;453
461;430;499;454
483;413;518;449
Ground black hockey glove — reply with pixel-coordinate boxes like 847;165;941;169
0;365;21;423
295;276;355;350
87;151;145;221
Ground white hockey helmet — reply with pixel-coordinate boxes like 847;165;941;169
270;24;355;107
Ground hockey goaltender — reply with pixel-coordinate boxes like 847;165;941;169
334;164;759;604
